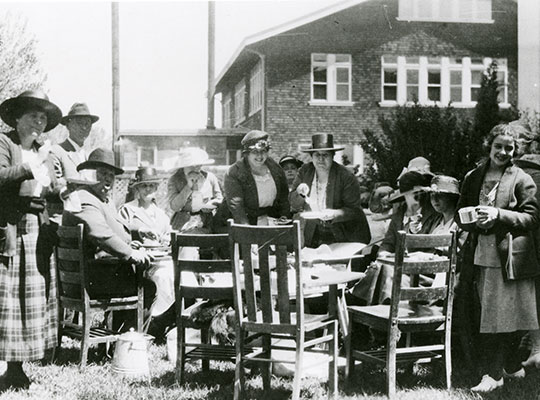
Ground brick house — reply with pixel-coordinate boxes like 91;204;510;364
214;0;517;170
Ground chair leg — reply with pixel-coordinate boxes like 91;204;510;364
176;326;186;384
386;326;398;399
292;334;305;400
80;311;92;367
201;328;210;372
327;321;338;400
233;329;245;400
444;328;452;390
261;333;272;391
345;318;354;382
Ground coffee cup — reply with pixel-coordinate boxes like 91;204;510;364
458;206;478;224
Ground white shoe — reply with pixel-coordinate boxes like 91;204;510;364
471;375;504;392
503;367;525;379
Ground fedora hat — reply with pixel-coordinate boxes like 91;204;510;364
61;103;99;125
301;133;344;153
389;171;431;203
279;155;303;168
429;175;460;196
163;147;214;172
77;148;124;175
131;166;162;187
0;90;62;132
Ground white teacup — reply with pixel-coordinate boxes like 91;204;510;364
458;206;478;224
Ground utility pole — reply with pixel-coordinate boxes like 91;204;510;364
112;2;120;157
206;1;216;129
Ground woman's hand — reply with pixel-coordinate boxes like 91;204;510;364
475;205;498;229
296;183;310;197
187;171;203;191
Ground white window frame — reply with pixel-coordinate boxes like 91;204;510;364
234;79;246;125
249;62;263;115
379;56;509;108
398;0;493;23
222;93;232;128
310;53;354;106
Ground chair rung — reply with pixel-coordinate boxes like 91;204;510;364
62;325;119;342
184;345;256;361
352;348;443;365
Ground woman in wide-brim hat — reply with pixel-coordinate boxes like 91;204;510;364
289;132;371;248
166;147;223;232
0;90;62;388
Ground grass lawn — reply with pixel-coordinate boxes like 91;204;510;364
0;338;539;400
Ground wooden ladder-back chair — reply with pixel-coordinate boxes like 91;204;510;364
171;231;235;384
228;220;339;400
55;224;144;366
346;231;457;398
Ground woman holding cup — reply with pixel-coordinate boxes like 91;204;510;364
0;90;62;388
456;123;540;392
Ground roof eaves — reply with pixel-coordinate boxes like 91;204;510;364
214;0;369;90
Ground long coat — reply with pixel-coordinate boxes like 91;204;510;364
456;161;540;280
290;161;371;247
219;157;290;226
0;130;58;361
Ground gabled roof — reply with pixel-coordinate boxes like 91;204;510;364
215;0;516;94
215;0;368;90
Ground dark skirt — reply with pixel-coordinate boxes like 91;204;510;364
0;214;58;361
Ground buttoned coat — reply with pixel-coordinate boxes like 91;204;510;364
290;161;371;247
456;161;540;280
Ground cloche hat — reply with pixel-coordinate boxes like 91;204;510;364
397;156;435;180
429;175;460;196
131;166;162;187
61;103;99;125
0;90;62;132
77;148;124;175
279;155;303;168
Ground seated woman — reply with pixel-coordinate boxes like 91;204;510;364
279;154;303;190
350;169;439;305
167;147;223;233
289;133;371;248
214;130;290;228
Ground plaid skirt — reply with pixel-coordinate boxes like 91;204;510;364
0;214;58;361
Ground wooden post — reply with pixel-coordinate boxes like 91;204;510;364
206;1;216;130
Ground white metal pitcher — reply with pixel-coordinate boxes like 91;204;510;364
112;329;153;377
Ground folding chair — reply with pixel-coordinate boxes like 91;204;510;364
346;231;457;398
228;220;339;400
171;231;235;384
55;224;144;366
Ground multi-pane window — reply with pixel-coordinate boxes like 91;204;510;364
249;62;263;114
311;54;352;104
380;55;508;107
222;94;232;128
234;80;246;124
399;0;492;23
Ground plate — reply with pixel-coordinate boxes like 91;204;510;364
142;243;166;249
299;211;327;220
66;178;98;185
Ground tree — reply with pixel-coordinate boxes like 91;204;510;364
0;12;47;130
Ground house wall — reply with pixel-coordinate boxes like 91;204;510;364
260;31;516;158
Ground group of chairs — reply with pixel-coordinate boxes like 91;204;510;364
54;221;457;399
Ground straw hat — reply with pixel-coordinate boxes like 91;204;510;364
0;90;62;132
279;155;303;168
131;166;162;187
77;148;124;175
397;156;434;180
163;147;214;172
429;175;460;196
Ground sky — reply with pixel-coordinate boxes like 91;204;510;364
0;0;339;135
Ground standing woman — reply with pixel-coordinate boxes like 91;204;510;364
0;91;62;389
457;123;540;392
290;133;370;248
219;130;290;226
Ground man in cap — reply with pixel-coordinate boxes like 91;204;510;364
48;103;99;222
62;148;152;328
